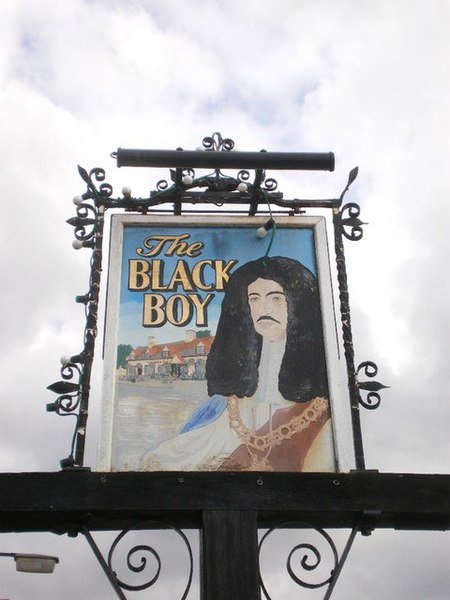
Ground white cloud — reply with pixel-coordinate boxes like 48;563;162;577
0;0;449;597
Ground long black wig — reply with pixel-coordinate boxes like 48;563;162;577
206;256;329;402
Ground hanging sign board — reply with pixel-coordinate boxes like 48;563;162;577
98;215;355;472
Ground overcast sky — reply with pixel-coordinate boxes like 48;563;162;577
1;0;449;598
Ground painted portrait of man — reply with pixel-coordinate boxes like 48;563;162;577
141;255;335;472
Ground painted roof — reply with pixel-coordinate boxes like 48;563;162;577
130;335;214;361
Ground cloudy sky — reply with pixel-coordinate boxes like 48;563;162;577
1;0;449;598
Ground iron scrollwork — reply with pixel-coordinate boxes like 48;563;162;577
108;529;163;592
332;165;388;465
336;167;366;241
46;361;83;465
332;168;367;469
259;523;359;600
339;202;366;241
259;522;339;599
150;132;280;205
46;362;81;414
356;361;389;409
202;131;235;152
47;166;113;468
84;522;193;599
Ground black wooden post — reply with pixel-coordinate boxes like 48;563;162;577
201;510;260;600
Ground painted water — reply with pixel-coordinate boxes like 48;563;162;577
111;380;206;470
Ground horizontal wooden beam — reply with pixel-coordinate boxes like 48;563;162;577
0;471;449;535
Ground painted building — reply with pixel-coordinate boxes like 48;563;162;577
126;329;214;381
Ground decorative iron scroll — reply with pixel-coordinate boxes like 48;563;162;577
202;131;235;152
146;132;280;211
259;523;359;600
356;361;390;409
46;167;110;468
259;522;338;599
84;522;193;600
339;202;366;241
332;167;368;470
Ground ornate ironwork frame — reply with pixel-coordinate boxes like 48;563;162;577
47;132;387;470
45;132;388;598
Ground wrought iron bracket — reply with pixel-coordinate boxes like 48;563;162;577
259;521;359;600
82;522;193;600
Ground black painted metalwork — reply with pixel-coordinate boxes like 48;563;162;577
114;134;335;171
332;167;367;470
84;528;127;600
259;522;358;600
357;361;390;409
322;527;359;600
83;522;193;600
47;166;111;468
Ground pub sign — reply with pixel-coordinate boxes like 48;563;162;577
98;215;354;472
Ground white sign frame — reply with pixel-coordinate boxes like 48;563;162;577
97;215;355;473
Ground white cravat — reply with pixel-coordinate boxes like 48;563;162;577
240;338;291;430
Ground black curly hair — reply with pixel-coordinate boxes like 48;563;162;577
206;256;329;403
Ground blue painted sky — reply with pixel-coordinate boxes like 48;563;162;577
117;223;316;346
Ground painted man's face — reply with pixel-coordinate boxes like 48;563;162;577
247;278;288;342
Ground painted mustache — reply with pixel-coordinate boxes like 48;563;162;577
257;315;281;325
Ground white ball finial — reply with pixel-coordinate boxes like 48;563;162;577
60;355;71;366
257;227;267;238
237;182;248;193
122;186;132;197
72;239;83;250
182;175;193;185
73;196;83;206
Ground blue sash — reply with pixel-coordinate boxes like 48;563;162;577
179;395;228;433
